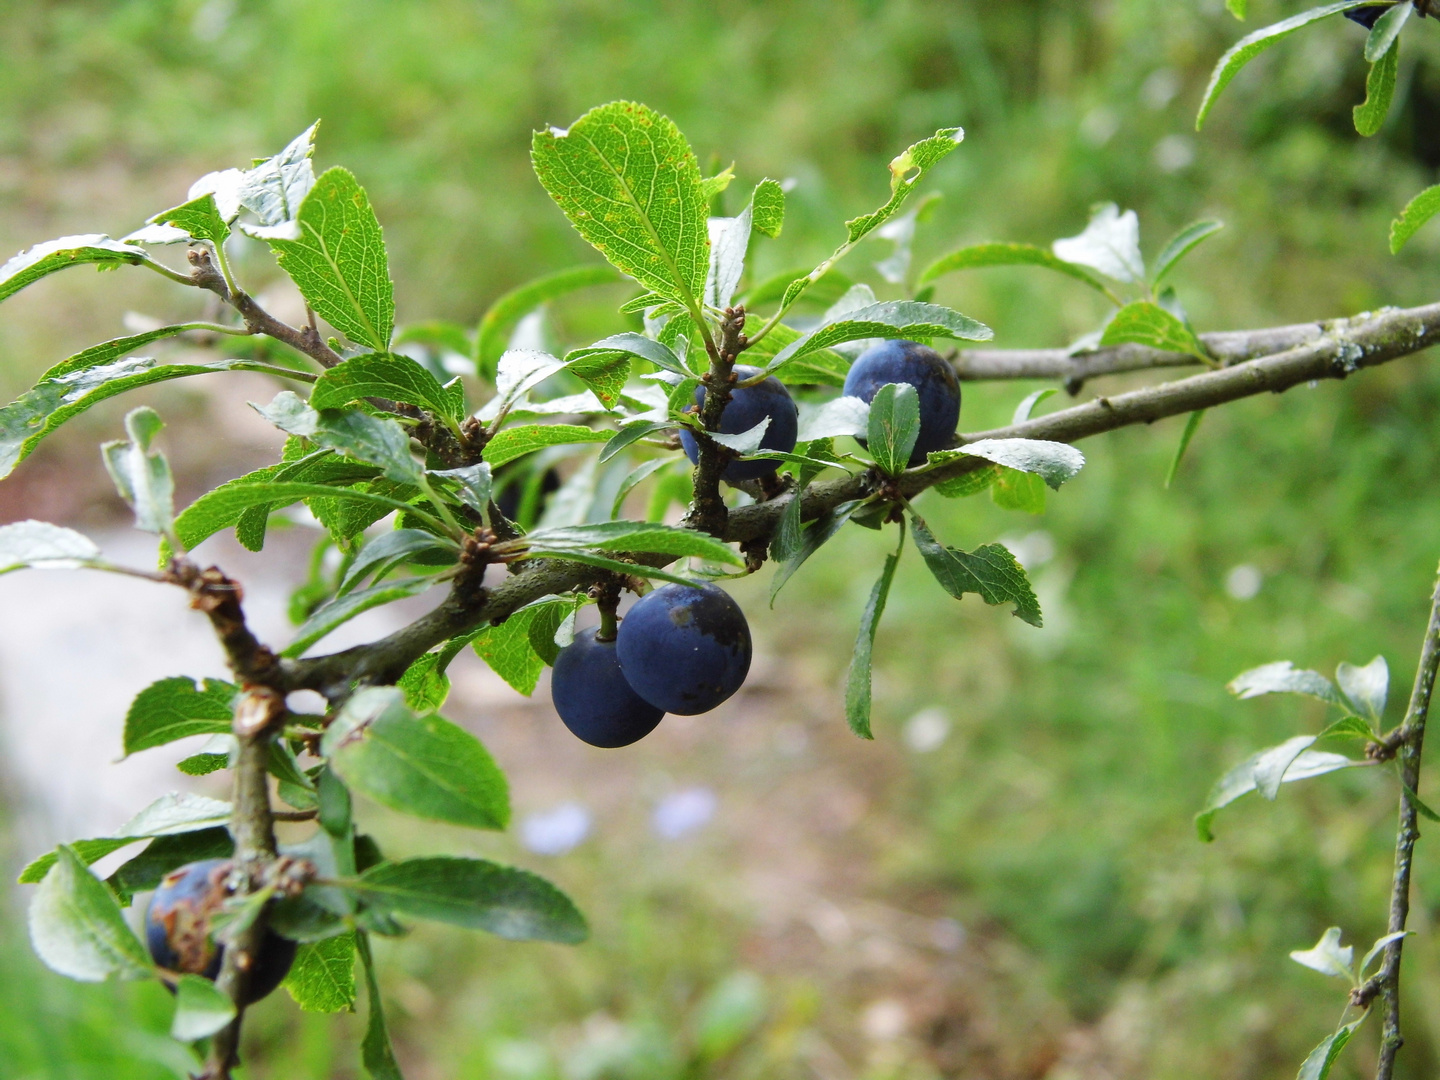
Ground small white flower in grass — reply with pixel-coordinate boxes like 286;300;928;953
520;802;591;856
652;787;716;840
1226;564;1263;600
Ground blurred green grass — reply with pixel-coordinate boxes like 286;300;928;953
4;1;1440;1077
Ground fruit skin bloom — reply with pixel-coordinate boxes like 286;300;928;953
678;364;799;481
615;583;752;715
145;859;297;1004
843;340;961;466
552;627;665;747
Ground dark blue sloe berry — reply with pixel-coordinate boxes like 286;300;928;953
1344;5;1390;28
678;364;799;482
552;626;666;747
145;859;297;1004
615;583;752;715
842;340;961;466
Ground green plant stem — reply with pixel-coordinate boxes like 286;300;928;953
1373;564;1440;1080
139;256;200;287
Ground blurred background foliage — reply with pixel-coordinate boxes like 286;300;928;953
2;1;1440;1078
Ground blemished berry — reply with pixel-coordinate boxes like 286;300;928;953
145;859;297;1004
615;583;752;715
552;626;665;747
678;364;799;481
1344;5;1390;28
842;340;961;466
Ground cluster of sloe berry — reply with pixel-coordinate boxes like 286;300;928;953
551;339;962;748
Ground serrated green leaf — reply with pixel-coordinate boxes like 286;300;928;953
236;122;318;227
1390;184;1440;253
0;234;149;306
470;597;580;694
256;393;423;486
102;407;176;539
1053;203;1144;283
766;300;990;377
700;164;735;203
845;528;902;739
1366;0;1411;62
910;516;1042;626
532;102;709;308
611;458;671;518
1195;736;1365;841
917;241;1112;295
149;193;229;248
991;467;1046;514
18;839;139;886
175;457;379;550
1354;37;1399;136
1336;655;1388;722
933;462;999;499
107;829;234;896
526;520;742;564
752;179;785;238
124;676;237;755
171;974;236;1041
181;481;419;548
1317;715;1376;741
566;331;688;377
866;383;920;476
356;932;403;1080
177;753;228;776
0;520;101;574
267;167;394;350
486;424;610;468
930;438;1085;490
1099;300;1207;358
1196;2;1380;130
339;529;457;596
312;354;458;422
119;793;233;838
397;653;451;712
322;687;509;831
706;204;753;309
476;265;623;376
284;932;357;1013
1296;1017;1366;1080
1228;661;1343;705
356;857;588;943
285;577;437;658
741;267;855;309
27;846;153;982
568;351;631;408
1151;220;1224;286
525;548;700;587
1289;927;1356;980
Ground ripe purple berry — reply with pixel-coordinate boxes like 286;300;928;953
843;340;961;466
615;583;752;715
552;627;665;747
678;364;799;481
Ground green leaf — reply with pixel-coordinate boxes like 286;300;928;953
322;687;509;831
312;354;459;422
1151;220;1224;286
285;576;438;657
526;520;742;564
257;393;423;486
1228;661;1344;705
101;407;176;539
267;167;395;350
476;265;623;376
1390;184;1440;253
990;467;1047;514
1099;301;1207;358
568;351;631;408
566;332;688;377
397;653;451;712
18;839;139;886
235;122;318;227
175;458;378;550
1227;0;1248;18
695;972;768;1061
486;424;610;468
928;438;1086;490
1289;927;1356;980
124;676;237;756
1365;0;1411;62
107;829;234;896
1053;203;1144;283
0;343;254;480
742;267;855;310
1194;736;1365;841
27;846;153;982
1317;715;1377;741
866;383;920;476
284;932;357;1013
181;481;420;546
1361;931;1412;976
1296;1017;1366;1080
706;204;754;309
611;458;671;518
1401;779;1440;823
523;548;700;588
0;520;101;574
917;241;1112;295
933;463;998;499
1196;2;1381;130
356;932;404;1080
700;164;735;203
469;597;578;694
845;527;903;739
532;102;709;308
119;793;233;838
1164;410;1206;489
767;300;991;375
149;193;229;248
1336;656;1388;722
601;421;671;463
356;857;588;943
752;179;785;238
1354;37;1400;137
0;234;148;305
769;497;862;606
909;516;1042;626
171;974;237;1041
339;529;457;596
